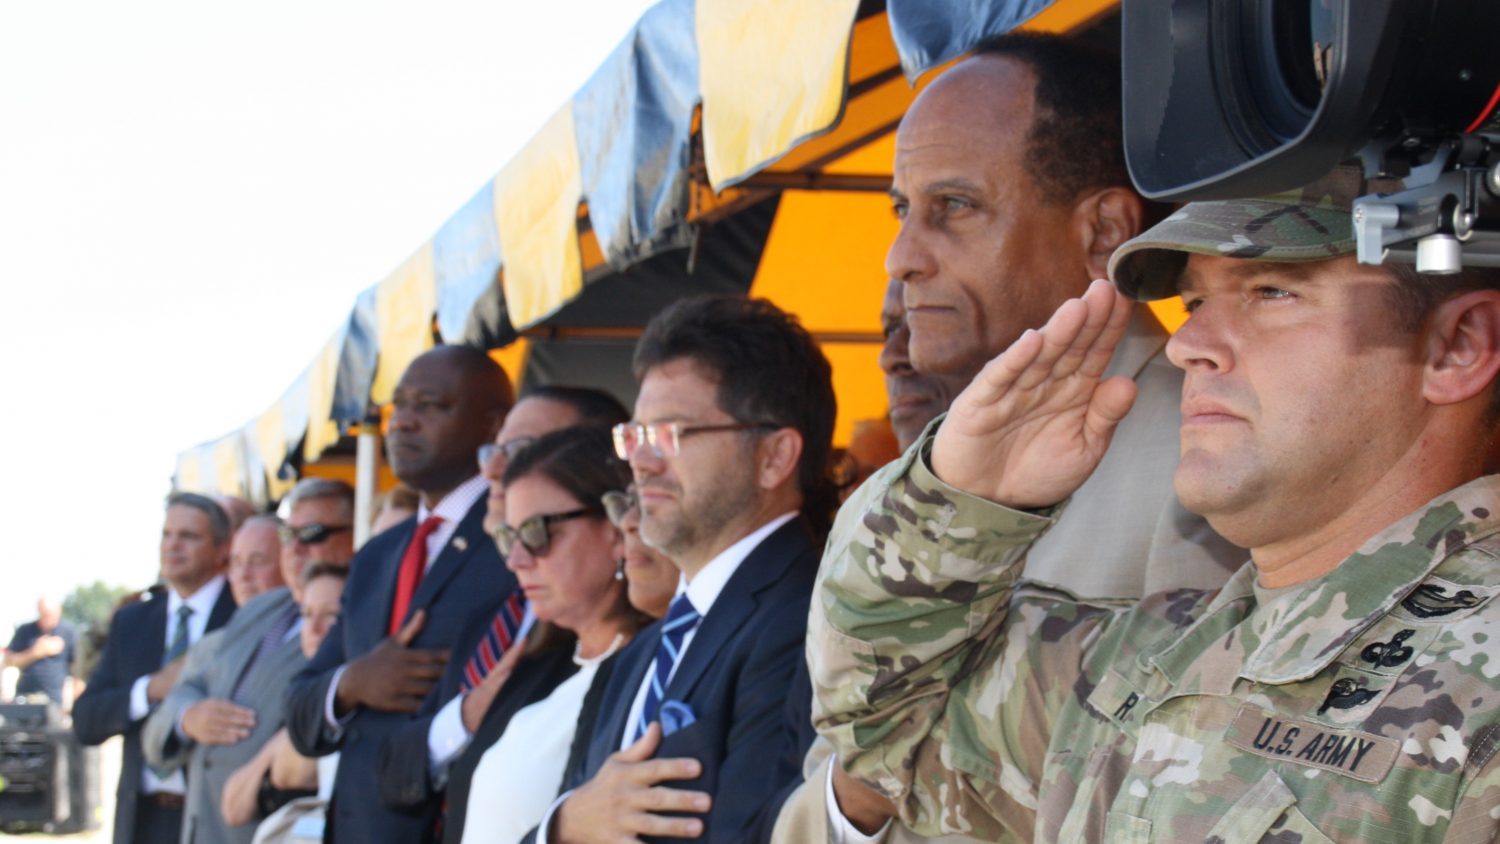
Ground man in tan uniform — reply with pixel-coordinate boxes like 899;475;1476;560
773;32;1242;843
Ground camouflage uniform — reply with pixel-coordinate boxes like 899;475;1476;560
810;168;1500;842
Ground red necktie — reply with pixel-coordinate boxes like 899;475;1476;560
389;515;444;636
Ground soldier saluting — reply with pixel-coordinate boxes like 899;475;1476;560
811;168;1500;842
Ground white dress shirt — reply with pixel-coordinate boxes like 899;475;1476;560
130;575;227;796
460;638;622;844
535;511;797;844
426;606;536;776
324;475;489;731
826;757;890;843
618;511;797;751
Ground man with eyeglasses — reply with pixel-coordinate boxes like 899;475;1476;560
533;295;831;844
479;385;633;536
141;479;356;844
285;346;520;844
375;384;627;829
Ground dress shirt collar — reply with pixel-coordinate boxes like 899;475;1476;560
678;511;798;618
417;474;489;524
165;574;227;643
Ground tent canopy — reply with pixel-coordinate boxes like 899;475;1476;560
175;0;1131;503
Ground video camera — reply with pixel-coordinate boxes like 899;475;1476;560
1121;0;1500;273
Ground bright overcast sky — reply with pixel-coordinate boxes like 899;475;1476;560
0;0;658;631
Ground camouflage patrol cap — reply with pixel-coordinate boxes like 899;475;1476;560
1109;165;1382;302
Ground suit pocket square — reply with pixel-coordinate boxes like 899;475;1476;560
658;700;696;736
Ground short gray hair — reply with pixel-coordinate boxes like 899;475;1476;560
285;478;355;521
166;492;232;544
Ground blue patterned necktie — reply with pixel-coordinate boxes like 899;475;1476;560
163;605;193;665
633;594;701;741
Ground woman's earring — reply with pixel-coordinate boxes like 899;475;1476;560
615;560;627;581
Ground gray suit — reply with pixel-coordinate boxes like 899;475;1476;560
143;588;307;844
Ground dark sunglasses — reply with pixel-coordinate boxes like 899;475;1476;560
601;490;637;527
493;507;601;557
278;523;352;546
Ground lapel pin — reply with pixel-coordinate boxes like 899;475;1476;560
453;536;468;553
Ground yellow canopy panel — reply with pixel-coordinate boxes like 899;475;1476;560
696;0;863;191
370;243;438;406
496;104;585;331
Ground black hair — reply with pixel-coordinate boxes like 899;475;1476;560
632;296;838;538
972;32;1130;206
521;384;630;427
500;425;650;649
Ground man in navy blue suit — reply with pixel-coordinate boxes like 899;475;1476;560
74;492;239;844
284;345;518;844
537;296;834;844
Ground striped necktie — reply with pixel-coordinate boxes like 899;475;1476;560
460;592;527;692
633;594;700;741
164;605;193;664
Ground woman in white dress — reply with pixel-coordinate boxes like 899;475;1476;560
460;426;652;843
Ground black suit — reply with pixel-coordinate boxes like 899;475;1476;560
284;496;516;844
558;518;819;844
73;584;237;844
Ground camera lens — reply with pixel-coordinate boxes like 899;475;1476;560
1271;0;1333;111
1228;0;1333;150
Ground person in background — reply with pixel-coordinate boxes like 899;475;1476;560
5;596;79;708
227;516;286;607
221;562;352;832
370;485;420;539
144;479;353;844
279;478;356;575
603;483;677;621
480;385;633;536
74;492;239;844
878;279;968;453
212;495;258;534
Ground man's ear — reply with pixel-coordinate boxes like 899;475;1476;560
758;428;804;491
1423;290;1500;407
1073;187;1145;281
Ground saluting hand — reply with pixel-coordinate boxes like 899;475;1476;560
932;279;1138;509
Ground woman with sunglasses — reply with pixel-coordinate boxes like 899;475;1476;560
452;426;652;843
603;484;678;620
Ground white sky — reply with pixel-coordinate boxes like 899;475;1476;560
0;0;658;633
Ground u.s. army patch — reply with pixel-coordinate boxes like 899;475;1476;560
1225;704;1398;783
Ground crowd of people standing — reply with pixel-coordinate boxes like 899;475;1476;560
36;25;1500;844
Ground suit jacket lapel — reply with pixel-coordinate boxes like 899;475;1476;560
663;520;813;702
591;635;655;771
407;499;491;625
207;582;238;632
144;594;169;670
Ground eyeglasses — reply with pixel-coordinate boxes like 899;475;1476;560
611;421;778;460
493;507;601;557
476;436;538;471
278;523;353;546
601;490;637;527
